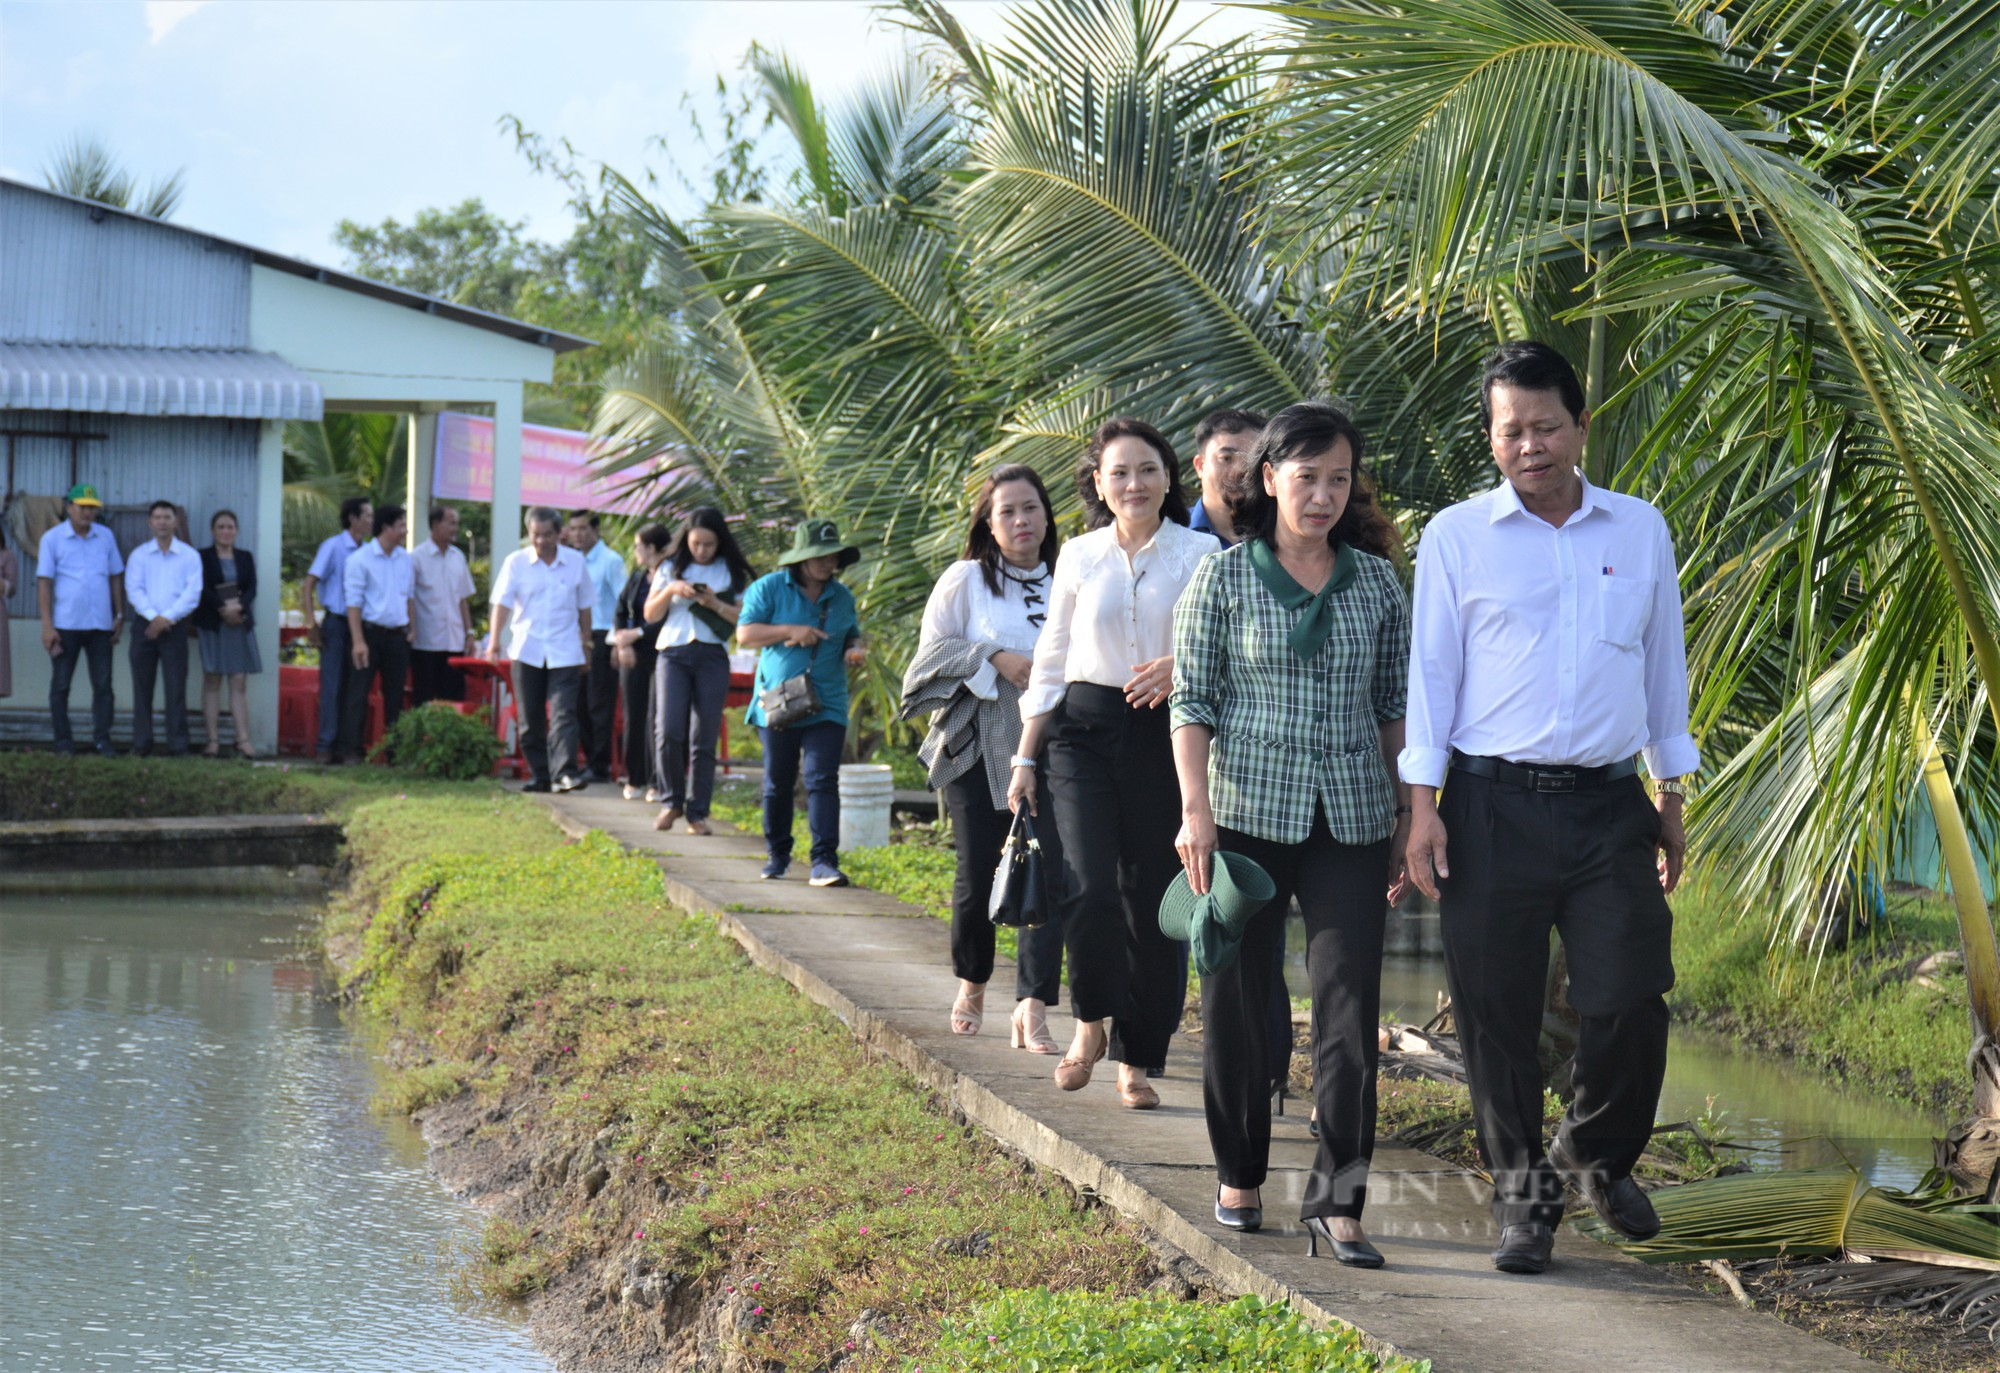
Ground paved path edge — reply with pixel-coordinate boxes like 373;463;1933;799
534;799;1406;1361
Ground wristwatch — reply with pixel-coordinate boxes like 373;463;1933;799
1009;755;1037;770
1655;778;1690;800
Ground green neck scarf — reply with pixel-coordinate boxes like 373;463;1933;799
1246;537;1357;662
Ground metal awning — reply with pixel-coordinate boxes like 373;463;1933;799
0;342;323;421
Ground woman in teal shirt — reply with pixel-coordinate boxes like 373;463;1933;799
1170;401;1411;1265
739;519;867;886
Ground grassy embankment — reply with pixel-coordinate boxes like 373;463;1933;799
0;750;453;822
333;789;1422;1372
1667;877;1972;1117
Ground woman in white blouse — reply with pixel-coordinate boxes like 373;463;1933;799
902;465;1068;1052
645;507;756;834
1007;419;1221;1106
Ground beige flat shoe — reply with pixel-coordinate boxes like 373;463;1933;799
686;819;712;836
653;806;682;832
1054;1025;1107;1091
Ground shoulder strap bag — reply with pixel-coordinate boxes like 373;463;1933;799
757;598;830;730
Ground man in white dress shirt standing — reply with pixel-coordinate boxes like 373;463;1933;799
489;507;594;793
125;500;203;756
1401;341;1697;1276
410;506;476;707
340;504;415;761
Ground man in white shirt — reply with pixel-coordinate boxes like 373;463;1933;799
567;510;626;781
35;483;126;756
1400;342;1697;1275
125;500;203;756
301;497;372;762
339;504;415;762
410;506;477;707
489;507;593;793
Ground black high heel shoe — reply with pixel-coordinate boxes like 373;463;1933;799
1215;1187;1263;1233
1304;1216;1385;1268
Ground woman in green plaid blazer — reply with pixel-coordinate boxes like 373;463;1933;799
1169;401;1412;1266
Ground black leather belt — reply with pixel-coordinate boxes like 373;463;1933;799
1449;749;1637;794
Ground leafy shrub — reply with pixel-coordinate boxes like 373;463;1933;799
369;703;503;780
922;1291;1424;1372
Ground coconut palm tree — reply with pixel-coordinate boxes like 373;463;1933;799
1258;0;2000;1179
281;413;408;574
42;134;184;219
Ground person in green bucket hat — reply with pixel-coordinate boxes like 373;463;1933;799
1169;400;1412;1263
737;518;867;887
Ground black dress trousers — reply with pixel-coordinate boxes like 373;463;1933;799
1043;683;1185;1072
1437;768;1674;1229
1204;810;1389;1218
942;764;1066;1004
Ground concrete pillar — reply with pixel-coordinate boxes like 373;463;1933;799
406;408;440;525
490;387;523;559
249;418;285;752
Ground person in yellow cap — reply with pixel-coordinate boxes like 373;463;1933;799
35;484;127;756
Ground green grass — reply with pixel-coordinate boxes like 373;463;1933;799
337;792;1422;1371
1669;878;1972;1115
921;1291;1427;1372
0;749;498;823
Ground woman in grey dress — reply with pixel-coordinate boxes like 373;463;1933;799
195;509;262;758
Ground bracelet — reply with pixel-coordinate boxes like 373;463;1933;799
1009;755;1037;770
1655;778;1690;800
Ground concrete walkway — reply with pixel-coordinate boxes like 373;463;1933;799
537;785;1876;1373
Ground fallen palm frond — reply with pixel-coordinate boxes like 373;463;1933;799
1584;1165;2000;1270
1735;1256;2000;1345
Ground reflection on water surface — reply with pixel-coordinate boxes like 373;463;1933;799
0;893;551;1372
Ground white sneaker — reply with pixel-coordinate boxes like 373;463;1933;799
622;784;642;801
644;788;663;804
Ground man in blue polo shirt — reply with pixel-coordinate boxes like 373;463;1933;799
1186;408;1266;548
301;497;371;763
567;510;627;782
36;483;126;756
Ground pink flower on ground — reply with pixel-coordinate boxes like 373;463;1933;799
858;1226;868;1235
752;1306;764;1316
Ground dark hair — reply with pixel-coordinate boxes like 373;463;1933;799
637;522;672;553
669;506;755;592
1230;401;1403;563
339;495;371;527
566;509;602;529
964;464;1060;595
148;499;177;517
1075;418;1191;531
428;505;457;529
373;504;406;536
210;508;238;529
1479;340;1587;432
1194;408;1268;452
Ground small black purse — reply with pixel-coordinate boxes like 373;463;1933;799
988;806;1050;929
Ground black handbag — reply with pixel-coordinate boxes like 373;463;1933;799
757;600;830;730
988;805;1050;929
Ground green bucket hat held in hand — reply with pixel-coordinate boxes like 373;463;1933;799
776;518;861;570
1158;851;1278;977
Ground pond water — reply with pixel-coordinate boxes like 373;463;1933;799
1286;930;1949;1191
0;892;552;1373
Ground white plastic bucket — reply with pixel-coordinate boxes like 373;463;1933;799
837;764;895;852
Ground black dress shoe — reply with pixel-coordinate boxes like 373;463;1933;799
1214;1188;1262;1233
522;779;553;794
1549;1134;1661;1240
552;774;588;793
1303;1216;1385;1268
1493;1222;1555;1274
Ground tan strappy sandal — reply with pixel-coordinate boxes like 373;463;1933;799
1010;999;1060;1054
950;982;986;1036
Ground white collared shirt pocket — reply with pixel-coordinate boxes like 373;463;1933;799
1598;575;1653;650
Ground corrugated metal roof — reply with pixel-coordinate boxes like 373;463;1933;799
1;186;251;348
0;342;323;420
1;179;596;354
